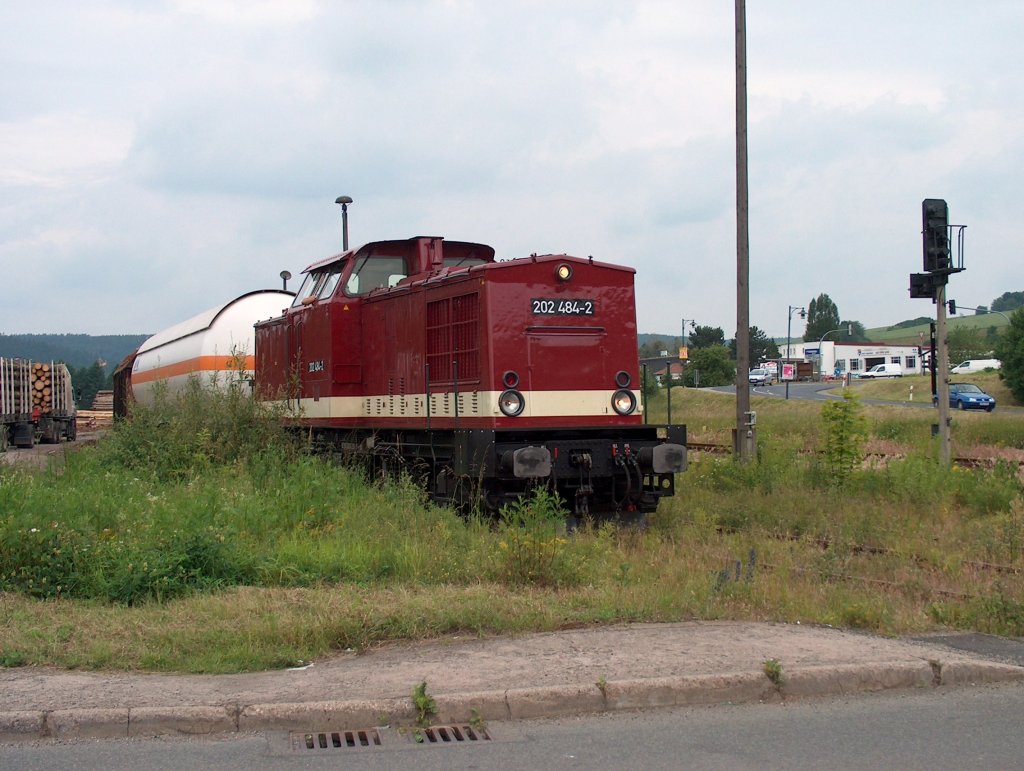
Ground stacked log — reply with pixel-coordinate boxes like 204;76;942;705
76;409;114;431
30;362;73;415
32;362;52;413
91;390;114;411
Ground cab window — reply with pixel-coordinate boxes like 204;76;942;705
290;272;319;307
345;255;408;296
317;268;343;299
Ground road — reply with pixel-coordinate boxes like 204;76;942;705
713;380;963;409
4;683;1023;770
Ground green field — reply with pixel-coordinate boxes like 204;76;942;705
864;313;1008;345
1;384;1022;673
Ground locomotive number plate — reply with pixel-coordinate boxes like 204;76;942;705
531;298;595;316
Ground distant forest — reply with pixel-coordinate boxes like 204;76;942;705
0;334;148;371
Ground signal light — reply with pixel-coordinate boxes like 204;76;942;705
615;370;631;388
947;299;956;315
555;264;573;281
502;370;520;388
922;198;950;273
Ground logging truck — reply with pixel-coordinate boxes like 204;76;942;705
0;358;77;449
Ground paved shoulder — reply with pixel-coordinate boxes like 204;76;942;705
1;622;1021;742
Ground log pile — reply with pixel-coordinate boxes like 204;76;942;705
91;390;114;411
77;389;114;432
76;410;114;431
30;362;72;415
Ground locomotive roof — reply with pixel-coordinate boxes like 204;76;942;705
300;237;496;274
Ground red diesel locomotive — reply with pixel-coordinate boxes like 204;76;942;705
254;236;686;519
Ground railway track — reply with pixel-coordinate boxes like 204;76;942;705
685;441;1024;472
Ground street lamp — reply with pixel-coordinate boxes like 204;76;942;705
786;305;806;360
817;324;852;379
784;305;806;400
946;303;1010;324
335;195;353;250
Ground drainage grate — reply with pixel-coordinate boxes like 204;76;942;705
292;728;382;752
407;724;492;744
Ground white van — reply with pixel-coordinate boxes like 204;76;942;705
859;363;903;379
950;359;1001;375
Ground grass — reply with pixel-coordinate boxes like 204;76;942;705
865;314;1008;344
0;382;1022;673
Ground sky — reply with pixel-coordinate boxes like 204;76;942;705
2;0;1021;340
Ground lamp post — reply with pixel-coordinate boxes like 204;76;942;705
817;324;852;380
784;305;806;399
335;195;353;250
679;319;695;386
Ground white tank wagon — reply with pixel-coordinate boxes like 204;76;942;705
129;290;294;407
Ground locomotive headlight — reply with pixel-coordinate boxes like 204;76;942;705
499;389;526;417
555;263;573;282
611;389;637;415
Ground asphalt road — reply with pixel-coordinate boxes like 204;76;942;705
4;683;1023;770
710;380;1024;413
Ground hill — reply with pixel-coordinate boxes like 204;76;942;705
0;334;149;372
864;312;1009;345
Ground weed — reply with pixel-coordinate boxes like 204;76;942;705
469;708;487;732
763;658;785;688
412;681;437;727
596;674;608;696
820;391;867;483
494;489;577;586
0;649;27;668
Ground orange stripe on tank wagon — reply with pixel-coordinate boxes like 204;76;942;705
133;355;256;384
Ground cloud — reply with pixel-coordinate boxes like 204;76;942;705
0;1;1021;338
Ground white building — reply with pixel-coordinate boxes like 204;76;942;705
778;341;925;378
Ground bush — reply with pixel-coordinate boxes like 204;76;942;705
995;307;1024;402
98;378;300;482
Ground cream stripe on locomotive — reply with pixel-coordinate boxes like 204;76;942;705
269;389;644;420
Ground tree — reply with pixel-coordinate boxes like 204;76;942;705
991;291;1024;313
638;338;668;360
684;345;735;387
688;325;725;350
947;326;990;365
838;320;868;342
974;305;989;315
67;360;111;409
728;326;778;365
803;294;841;341
995;307;1024;402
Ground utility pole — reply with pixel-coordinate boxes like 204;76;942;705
935;283;952;465
734;0;755;461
